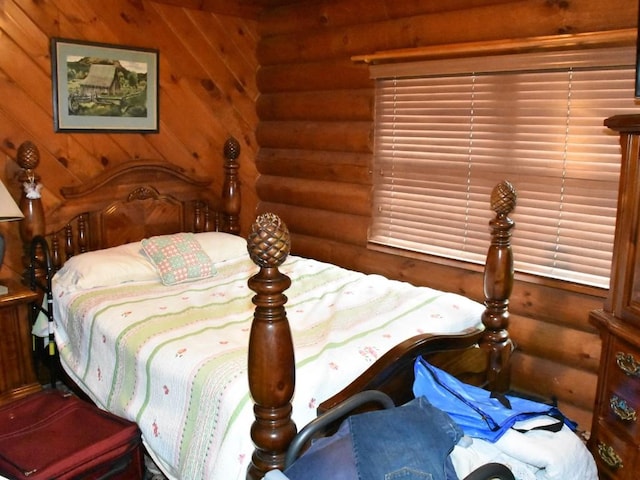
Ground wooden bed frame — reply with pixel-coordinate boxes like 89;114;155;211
16;139;517;480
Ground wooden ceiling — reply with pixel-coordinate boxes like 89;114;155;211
149;0;309;18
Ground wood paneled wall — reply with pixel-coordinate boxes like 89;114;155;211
254;0;638;429
0;0;261;276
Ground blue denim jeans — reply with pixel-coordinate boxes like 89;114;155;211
283;396;462;480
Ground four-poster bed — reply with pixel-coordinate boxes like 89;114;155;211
12;138;589;479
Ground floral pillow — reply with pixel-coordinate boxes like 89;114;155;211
141;232;216;285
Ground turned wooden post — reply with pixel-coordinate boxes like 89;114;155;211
480;180;517;392
16;141;45;278
246;213;296;480
222;137;241;235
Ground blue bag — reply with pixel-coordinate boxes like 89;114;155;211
413;356;574;442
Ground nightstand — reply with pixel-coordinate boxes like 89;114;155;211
0;277;41;406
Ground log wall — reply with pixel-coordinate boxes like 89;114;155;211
254;0;639;429
0;0;262;276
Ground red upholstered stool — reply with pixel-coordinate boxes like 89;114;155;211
0;389;143;479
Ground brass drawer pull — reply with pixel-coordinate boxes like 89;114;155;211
610;395;637;421
598;442;624;470
616;352;640;377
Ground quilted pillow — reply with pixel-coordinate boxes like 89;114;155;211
142;232;216;285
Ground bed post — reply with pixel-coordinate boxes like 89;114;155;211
246;213;296;480
222;137;241;235
481;180;517;392
15;141;45;277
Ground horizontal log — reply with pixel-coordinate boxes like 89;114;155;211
510;281;603;333
256;148;371;184
509;314;601;373
256;175;371;216
257;202;369;247
257;0;636;65
257;89;373;121
510;351;597;413
257;59;371;93
258;0;519;37
256;120;372;152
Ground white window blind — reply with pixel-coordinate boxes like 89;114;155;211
370;46;639;288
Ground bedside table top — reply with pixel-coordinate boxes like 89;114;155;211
0;277;38;307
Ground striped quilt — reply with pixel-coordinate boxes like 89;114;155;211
52;253;484;480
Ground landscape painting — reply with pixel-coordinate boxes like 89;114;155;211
51;38;159;132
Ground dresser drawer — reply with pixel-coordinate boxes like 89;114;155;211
591;421;640;479
609;336;640;378
600;387;640;440
605;337;640;402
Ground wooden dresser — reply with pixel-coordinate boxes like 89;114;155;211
589;114;640;478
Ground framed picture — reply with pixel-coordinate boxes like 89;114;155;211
51;38;159;132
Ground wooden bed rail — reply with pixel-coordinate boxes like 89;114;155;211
244;181;517;480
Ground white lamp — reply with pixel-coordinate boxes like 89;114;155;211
0;178;24;294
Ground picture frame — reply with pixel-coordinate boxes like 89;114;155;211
51;38;159;132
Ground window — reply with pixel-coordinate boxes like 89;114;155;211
370;46;638;289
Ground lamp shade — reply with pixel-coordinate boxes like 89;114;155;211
0;179;23;222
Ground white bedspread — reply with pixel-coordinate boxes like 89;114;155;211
52;253;485;480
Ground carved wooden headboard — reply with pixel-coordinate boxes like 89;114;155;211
17;138;241;272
